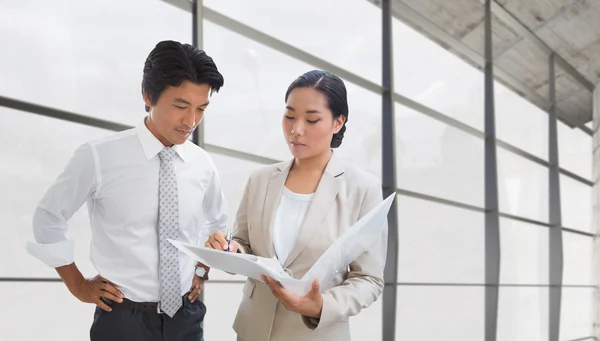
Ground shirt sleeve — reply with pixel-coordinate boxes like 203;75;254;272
26;142;99;267
201;160;228;235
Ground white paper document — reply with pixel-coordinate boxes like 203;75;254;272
169;193;395;296
168;239;313;295
302;192;395;292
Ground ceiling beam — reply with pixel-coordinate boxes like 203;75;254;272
489;0;595;93
388;1;553;109
493;0;585;58
388;0;592;127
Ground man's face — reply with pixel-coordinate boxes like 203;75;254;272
143;80;211;146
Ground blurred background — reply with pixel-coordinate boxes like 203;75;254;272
0;0;598;340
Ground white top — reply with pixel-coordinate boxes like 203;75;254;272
272;187;314;266
26;120;228;302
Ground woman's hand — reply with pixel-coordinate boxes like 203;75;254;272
262;275;323;318
205;230;240;252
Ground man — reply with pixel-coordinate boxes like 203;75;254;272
26;40;227;341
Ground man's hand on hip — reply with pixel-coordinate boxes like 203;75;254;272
56;263;124;312
73;275;124;312
187;274;204;303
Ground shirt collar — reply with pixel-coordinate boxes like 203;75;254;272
136;118;188;162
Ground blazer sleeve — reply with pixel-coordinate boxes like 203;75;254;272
302;180;388;330
232;175;252;254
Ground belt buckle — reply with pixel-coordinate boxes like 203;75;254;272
156;301;164;314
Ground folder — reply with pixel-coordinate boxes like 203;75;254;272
169;193;394;296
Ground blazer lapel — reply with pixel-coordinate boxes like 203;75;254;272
261;161;292;258
283;153;344;269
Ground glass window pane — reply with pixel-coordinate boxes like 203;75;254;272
563;232;593;285
560;288;594;340
396;286;483;340
497;148;549;223
202;283;244;341
395;104;484;207
495;81;548;160
202;18;294;162
1;282;96;340
499;218;548;285
204;22;381;178
558;122;592;181
0;0;191;126
0;108;112;278
397;195;484;284
203;0;382;85
393;18;484;131
560;174;592;233
497;287;548;341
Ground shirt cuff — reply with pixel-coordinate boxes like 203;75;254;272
25;239;75;268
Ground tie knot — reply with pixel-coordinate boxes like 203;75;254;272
159;148;177;162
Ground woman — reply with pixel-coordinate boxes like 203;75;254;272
206;70;387;341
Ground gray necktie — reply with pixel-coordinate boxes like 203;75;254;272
158;148;182;317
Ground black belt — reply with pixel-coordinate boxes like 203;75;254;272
102;295;186;314
112;299;162;313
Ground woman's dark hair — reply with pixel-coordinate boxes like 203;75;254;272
142;40;224;112
284;70;349;148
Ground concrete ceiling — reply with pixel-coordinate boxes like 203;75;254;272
379;0;600;128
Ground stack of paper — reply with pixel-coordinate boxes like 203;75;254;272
169;193;394;296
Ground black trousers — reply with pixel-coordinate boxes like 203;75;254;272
90;296;206;341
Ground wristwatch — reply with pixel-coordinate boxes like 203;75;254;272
195;266;209;281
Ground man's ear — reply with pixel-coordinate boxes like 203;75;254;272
142;91;153;109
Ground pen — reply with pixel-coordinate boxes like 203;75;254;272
225;226;232;252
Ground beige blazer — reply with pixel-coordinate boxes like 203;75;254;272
231;153;388;341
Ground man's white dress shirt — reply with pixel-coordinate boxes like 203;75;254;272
26;120;228;302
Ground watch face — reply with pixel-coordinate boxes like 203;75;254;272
196;267;206;277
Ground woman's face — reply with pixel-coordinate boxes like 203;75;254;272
282;87;345;160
